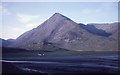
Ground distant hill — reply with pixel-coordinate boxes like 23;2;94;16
0;38;15;47
9;13;118;51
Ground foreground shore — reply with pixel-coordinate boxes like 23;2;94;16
2;54;119;75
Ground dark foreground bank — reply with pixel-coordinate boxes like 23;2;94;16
1;54;120;75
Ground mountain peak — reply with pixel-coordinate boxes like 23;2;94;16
54;12;61;15
51;13;71;21
53;12;64;16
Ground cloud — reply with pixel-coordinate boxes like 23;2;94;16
0;4;10;15
81;2;117;15
16;14;40;23
25;22;40;29
2;26;26;39
81;8;101;14
16;13;45;29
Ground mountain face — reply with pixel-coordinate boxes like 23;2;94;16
10;13;118;51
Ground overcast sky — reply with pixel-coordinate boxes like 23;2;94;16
1;2;118;39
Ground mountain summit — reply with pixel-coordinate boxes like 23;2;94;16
10;13;118;51
51;13;72;21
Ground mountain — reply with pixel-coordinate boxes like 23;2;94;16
10;13;118;51
0;38;15;47
88;22;119;39
79;23;112;37
90;22;119;50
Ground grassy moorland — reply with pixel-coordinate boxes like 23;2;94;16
2;47;118;58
